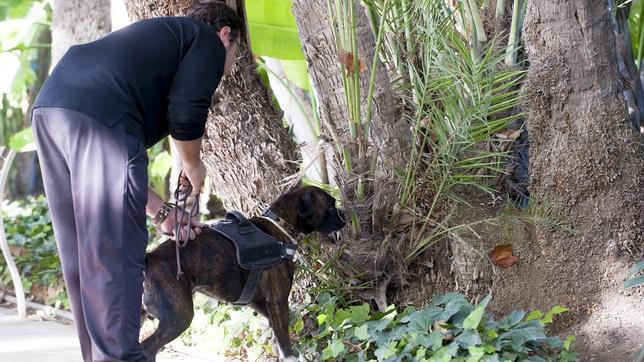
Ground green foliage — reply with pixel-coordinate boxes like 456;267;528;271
147;141;172;201
0;195;67;307
291;292;576;361
0;0;35;19
0;0;49;101
245;0;304;60
244;0;310;89
172;294;276;360
7;126;35;152
0;0;49;145
161;292;575;361
629;0;644;68
624;260;644;289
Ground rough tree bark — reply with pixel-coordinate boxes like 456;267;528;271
51;0;111;66
125;0;298;214
490;1;644;359
292;0;411;308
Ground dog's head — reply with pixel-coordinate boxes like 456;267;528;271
270;185;346;235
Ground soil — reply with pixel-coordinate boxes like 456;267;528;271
395;186;643;360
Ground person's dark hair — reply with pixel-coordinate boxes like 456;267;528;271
185;2;244;42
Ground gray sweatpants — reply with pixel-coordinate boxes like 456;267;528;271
32;107;148;362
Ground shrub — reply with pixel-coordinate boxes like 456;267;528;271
292;292;576;361
0;195;67;307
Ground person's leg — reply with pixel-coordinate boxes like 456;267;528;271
36;107;149;361
32;108;93;361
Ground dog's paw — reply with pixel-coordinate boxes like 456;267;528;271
281;357;298;362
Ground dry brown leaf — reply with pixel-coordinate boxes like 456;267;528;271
495;129;521;140
433;320;448;333
338;50;365;74
398;210;415;227
489;244;518;268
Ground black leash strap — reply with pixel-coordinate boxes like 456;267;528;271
173;174;199;280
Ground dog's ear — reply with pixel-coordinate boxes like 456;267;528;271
288;180;303;193
296;189;314;219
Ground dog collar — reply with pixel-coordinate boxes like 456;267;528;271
260;208;298;245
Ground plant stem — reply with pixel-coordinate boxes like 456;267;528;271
639;3;644;70
467;0;487;43
365;0;391;138
496;0;506;18
504;0;521;66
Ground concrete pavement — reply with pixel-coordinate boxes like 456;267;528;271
0;305;215;361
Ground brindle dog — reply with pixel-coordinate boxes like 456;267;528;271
141;186;346;361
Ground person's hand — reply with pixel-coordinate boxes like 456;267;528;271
180;160;206;197
158;206;204;241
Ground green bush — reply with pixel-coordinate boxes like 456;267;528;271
172;294;276;360
167;291;576;361
0;195;67;307
291;293;576;362
0;195;163;307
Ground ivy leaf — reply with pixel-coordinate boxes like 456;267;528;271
541;305;568;325
624;261;644;288
354;324;369;340
292;318;304;334
374;340;397;360
497;310;525;330
322;338;345;360
464;294;491;330
563;335;575;351
455;329;483;347
428;330;444;351
317;313;327;325
525;309;543;321
349;304;370;323
333;308;351;328
466;345;486;362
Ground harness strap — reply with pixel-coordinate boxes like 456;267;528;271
233;268;262;305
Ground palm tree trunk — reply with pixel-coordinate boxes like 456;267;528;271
493;1;644;358
51;0;111;66
124;0;298;214
292;0;411;304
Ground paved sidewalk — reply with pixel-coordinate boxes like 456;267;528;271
0;306;214;361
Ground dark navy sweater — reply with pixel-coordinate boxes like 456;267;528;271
34;17;226;148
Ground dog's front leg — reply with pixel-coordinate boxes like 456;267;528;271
259;266;296;361
266;299;295;361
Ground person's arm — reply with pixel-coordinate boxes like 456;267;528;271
173;137;202;168
166;31;224;196
146;188;164;217
147;187;203;240
172;137;207;197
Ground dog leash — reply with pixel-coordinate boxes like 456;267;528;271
173;174;199;280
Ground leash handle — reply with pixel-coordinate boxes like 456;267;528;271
174;171;193;202
173;172;200;280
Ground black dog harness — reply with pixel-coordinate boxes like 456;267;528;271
208;210;298;305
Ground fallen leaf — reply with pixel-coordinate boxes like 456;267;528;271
495;129;521;140
489;244;518;268
433;320;448;333
338;50;365;74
